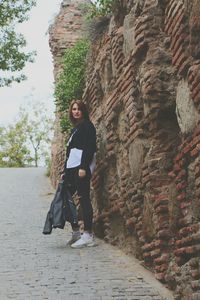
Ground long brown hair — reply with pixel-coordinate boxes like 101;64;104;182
69;100;89;125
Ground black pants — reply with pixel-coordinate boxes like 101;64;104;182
65;167;93;232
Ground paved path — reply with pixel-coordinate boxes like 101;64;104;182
0;168;174;300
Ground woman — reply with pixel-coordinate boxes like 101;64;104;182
63;100;97;248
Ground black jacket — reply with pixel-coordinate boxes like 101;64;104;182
65;119;97;170
42;180;77;235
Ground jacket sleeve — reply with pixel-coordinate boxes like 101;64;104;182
80;121;96;170
62;129;75;174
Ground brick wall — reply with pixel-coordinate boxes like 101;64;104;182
82;1;200;299
50;0;200;298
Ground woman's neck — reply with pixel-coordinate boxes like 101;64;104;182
74;118;84;127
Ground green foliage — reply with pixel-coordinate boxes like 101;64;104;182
0;0;36;86
0;0;36;26
81;0;117;19
55;39;90;133
0;118;32;167
0;102;53;168
19;102;54;167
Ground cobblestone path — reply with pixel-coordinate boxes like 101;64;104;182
0;168;174;300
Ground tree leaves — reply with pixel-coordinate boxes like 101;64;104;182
0;117;32;167
0;0;36;86
0;102;53;167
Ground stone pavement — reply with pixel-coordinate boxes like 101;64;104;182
0;168;174;300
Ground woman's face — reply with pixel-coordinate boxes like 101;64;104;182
71;103;83;121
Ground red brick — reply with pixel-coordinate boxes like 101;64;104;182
157;229;171;239
154;254;169;265
155;272;166;282
194;124;200;136
171;31;186;52
191;135;200;146
176;181;187;191
175;169;187;181
190;74;200;94
168;171;176;178
125;217;136;228
154;239;168;247
191;146;200;157
172;46;184;67
155;264;168;273
178;57;190;76
106;143;114;152
135;15;150;31
143;252;152;259
175;256;185;266
183;144;192;154
191;269;200;279
142;242;154;252
175;152;184;161
177;192;186;202
167;5;184;36
180;202;190;209
177;233;200;247
193;90;200;105
174;247;187;256
173;163;182;173
179;224;199;237
155;205;169;214
151;248;161;258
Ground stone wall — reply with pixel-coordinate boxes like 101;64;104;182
82;1;200;299
50;0;200;299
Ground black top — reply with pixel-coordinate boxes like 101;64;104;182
65;119;97;170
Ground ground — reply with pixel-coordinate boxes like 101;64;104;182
0;168;174;299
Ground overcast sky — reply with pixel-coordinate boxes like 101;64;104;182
0;0;62;126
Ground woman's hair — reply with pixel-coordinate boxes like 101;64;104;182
69;100;89;124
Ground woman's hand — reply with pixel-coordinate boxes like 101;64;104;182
78;169;86;178
60;173;65;180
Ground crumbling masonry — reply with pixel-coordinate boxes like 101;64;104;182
49;1;200;299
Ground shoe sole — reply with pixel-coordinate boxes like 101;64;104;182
71;242;97;249
66;237;81;246
87;242;97;247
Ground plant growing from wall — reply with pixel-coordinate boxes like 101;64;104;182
55;39;90;133
81;0;126;20
82;0;117;19
80;0;125;34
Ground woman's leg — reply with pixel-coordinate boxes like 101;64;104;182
70;169;96;248
65;168;79;230
76;169;93;232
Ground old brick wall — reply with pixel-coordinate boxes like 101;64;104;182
50;0;200;299
82;1;200;299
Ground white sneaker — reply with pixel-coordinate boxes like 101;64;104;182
71;232;96;248
66;231;81;246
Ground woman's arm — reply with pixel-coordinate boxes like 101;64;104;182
79;121;96;172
